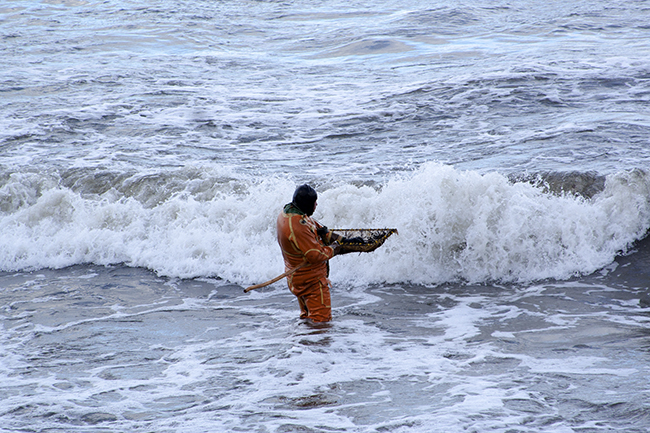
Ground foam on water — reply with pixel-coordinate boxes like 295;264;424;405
2;0;650;180
3;266;647;432
1;163;649;286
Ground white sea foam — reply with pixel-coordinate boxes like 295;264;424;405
1;163;649;285
325;164;650;284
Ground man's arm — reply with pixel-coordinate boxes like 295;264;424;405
315;226;359;256
292;220;335;264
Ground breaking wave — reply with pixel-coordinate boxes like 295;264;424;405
1;162;649;286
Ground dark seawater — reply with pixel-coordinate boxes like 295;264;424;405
2;0;650;431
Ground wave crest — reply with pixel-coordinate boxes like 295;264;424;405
1;163;648;285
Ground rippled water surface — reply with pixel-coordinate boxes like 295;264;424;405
2;0;649;177
2;254;650;432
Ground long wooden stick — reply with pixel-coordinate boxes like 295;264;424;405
244;261;308;293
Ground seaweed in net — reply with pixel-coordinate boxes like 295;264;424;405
331;228;398;253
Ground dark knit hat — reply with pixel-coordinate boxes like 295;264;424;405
292;184;317;216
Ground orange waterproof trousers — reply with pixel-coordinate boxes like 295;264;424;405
289;276;332;322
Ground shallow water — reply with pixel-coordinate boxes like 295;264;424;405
2;245;650;432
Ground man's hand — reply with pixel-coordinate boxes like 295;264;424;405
318;226;344;245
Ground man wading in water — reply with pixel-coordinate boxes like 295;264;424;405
276;184;346;323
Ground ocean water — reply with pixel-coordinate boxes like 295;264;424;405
1;0;650;432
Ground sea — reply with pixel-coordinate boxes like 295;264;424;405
1;0;650;432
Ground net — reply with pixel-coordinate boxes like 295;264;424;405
330;228;398;253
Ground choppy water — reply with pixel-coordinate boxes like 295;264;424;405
2;257;650;432
2;0;650;431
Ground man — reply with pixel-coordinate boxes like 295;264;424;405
276;184;342;323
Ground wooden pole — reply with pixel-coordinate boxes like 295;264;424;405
244;261;308;293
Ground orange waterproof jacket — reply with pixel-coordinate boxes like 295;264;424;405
276;203;335;289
